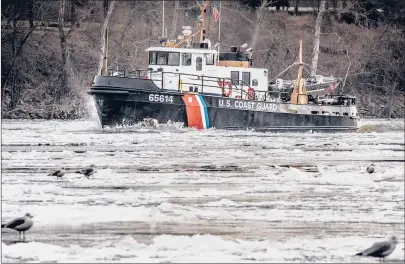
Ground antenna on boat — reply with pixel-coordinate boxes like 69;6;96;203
341;61;351;94
162;0;165;38
298;39;303;79
217;0;221;64
198;1;207;43
167;1;210;48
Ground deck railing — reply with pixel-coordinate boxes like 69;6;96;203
105;68;352;105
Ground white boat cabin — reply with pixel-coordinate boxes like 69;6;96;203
145;46;269;99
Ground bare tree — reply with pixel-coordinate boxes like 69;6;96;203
294;0;299;15
27;0;34;28
251;0;273;51
1;0;403;119
310;0;326;76
336;0;343;21
387;81;396;118
70;0;77;26
53;0;97;117
1;1;47;110
58;0;69;97
170;1;180;40
98;0;115;75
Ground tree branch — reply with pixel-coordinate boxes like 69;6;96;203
65;3;98;39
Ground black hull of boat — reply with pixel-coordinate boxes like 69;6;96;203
88;76;359;132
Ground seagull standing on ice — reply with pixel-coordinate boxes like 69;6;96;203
48;167;66;180
76;164;96;179
366;164;375;174
355;236;399;263
1;213;34;241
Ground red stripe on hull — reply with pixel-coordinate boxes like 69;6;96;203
182;94;204;129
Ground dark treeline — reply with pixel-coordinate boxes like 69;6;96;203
1;0;404;119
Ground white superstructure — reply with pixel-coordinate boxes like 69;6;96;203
145;46;269;100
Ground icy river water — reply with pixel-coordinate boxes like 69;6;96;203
1;118;404;263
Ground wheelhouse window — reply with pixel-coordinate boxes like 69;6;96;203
196;57;202;71
149;51;157;64
157;52;168;65
182;53;192;66
231;71;239;85
205;54;214;65
149;51;180;65
168;52;180;66
252;79;258;86
242;72;251;86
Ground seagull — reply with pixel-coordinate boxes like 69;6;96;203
75;164;96;179
48;167;66;180
1;213;34;241
355;236;399;263
366;164;375;174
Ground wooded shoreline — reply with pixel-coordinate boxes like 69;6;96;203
2;1;404;119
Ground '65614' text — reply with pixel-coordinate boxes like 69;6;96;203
148;94;174;103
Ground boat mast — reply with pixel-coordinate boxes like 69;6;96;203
298;39;303;79
290;39;308;105
162;0;165;38
217;0;221;64
171;1;207;48
199;1;206;43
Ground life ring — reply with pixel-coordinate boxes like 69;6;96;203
217;79;232;97
247;87;255;100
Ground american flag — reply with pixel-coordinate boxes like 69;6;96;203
212;1;221;22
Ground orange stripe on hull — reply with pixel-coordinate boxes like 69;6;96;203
182;94;204;129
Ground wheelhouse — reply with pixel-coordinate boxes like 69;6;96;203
145;46;269;98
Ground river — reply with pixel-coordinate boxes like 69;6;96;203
1;118;404;263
